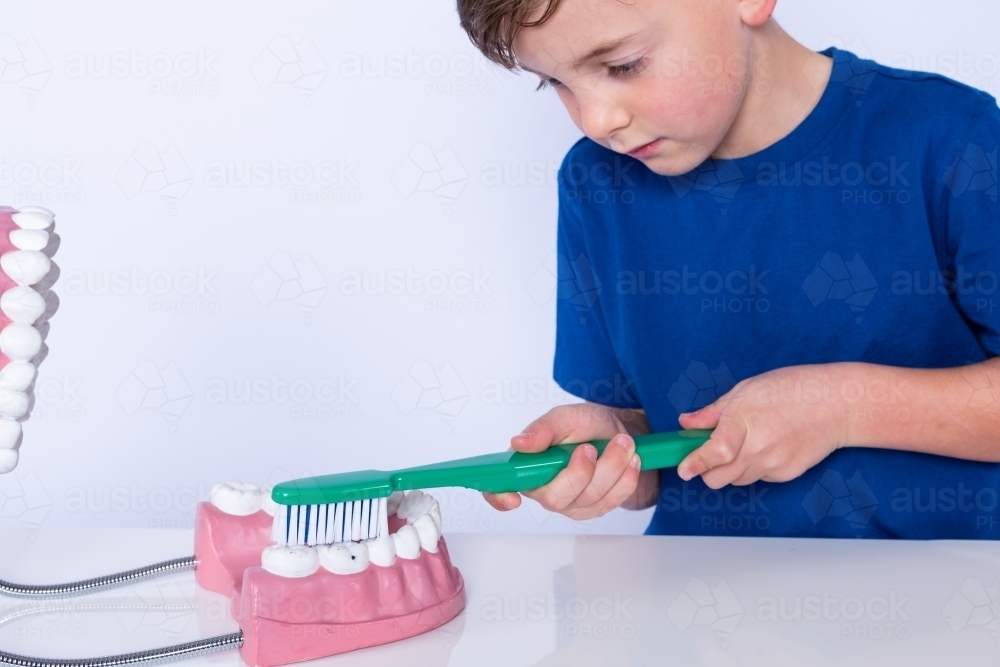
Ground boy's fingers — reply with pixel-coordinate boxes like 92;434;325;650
700;459;750;490
514;405;624;454
676;419;746;482
591;453;642;514
523;444;598;512
678;407;721;430
573;434;635;507
483;491;521;511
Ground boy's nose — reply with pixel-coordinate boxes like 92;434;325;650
577;94;631;146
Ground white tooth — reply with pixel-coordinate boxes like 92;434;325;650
15;206;54;219
386;490;404;515
260;487;278;516
11;212;53;230
412;513;440;553
397;491;437;523
317;541;369;574
429;503;442;534
0;324;41;361
210;481;262;516
364;533;396;567
0;362;35;392
391;524;421;559
9;230;49;251
1;286;46;324
0;388;28;419
1;251;51;285
0;419;22;450
0;450;17;474
261;545;319;578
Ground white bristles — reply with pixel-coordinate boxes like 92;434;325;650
272;498;390;546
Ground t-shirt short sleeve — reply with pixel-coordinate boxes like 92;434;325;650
552;156;642;409
942;100;1000;357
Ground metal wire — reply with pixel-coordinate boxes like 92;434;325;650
0;557;197;599
0;631;243;667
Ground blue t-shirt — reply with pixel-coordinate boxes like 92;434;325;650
553;47;1000;539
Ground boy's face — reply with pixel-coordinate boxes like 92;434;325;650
514;0;756;176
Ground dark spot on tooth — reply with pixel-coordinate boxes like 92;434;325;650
351;555;356;560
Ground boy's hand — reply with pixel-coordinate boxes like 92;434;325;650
676;365;850;489
484;403;653;520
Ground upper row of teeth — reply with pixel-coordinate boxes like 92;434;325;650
210;483;442;577
0;205;57;473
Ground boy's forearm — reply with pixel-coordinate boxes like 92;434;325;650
841;359;1000;461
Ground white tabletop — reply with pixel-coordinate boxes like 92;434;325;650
1;527;999;666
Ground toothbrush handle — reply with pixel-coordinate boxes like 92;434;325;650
391;429;712;494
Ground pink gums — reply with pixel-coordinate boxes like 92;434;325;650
192;502;466;667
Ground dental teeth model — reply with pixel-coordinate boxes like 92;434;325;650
0;205;58;475
196;485;465;667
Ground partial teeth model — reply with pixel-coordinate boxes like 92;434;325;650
211;481;265;516
0;205;58;475
193;486;465;666
260;545;320;578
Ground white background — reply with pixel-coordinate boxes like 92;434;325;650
0;0;997;536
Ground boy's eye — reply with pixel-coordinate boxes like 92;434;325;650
535;77;562;92
608;57;647;78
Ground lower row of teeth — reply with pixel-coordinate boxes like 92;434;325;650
210;483;443;577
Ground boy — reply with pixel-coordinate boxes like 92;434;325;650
456;0;1000;538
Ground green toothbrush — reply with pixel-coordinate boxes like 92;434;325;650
270;428;712;546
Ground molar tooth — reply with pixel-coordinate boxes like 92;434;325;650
0;450;17;474
364;533;396;567
1;250;51;285
317;542;369;574
11;212;53;230
412;513;440;553
15;206;54;219
9;230;49;252
386;490;404;515
1;286;46;324
0;419;22;450
210;481;262;516
261;545;319;578
391;524;421;559
0;324;41;361
0;362;36;392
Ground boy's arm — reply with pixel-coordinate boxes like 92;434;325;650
841;359;1000;460
675;359;1000;489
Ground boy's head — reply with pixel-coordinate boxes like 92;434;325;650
458;0;780;176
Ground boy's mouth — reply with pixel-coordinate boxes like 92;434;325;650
626;138;663;159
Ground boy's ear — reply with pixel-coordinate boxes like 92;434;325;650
738;0;778;27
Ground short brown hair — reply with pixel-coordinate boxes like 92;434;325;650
456;0;564;70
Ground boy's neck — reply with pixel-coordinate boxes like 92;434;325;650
712;21;834;161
